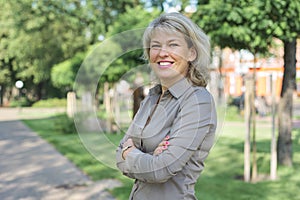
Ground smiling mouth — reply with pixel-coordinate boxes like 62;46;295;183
157;61;174;68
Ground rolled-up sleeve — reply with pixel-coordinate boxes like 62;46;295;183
122;90;216;183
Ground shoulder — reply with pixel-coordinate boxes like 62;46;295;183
184;86;214;105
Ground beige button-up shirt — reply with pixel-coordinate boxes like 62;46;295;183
116;78;217;200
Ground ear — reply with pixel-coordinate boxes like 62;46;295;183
188;47;197;62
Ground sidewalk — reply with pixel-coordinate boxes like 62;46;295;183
0;108;121;200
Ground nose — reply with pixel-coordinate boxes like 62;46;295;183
159;46;169;57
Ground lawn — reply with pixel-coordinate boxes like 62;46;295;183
23;109;300;200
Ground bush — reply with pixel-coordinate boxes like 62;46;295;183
32;98;67;108
9;97;32;107
53;114;76;134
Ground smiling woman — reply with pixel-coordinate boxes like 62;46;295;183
143;12;211;88
116;12;217;200
148;30;196;88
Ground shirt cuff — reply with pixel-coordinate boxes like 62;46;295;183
125;147;144;173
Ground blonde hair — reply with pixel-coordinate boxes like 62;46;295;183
143;12;211;87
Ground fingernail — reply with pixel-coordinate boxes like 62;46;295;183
165;141;169;145
165;135;170;139
162;145;167;149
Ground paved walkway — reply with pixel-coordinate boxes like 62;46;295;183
0;108;121;200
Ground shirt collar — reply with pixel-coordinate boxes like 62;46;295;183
168;78;192;98
149;84;162;96
149;78;192;99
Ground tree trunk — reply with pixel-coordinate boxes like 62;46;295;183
36;82;44;101
277;38;297;166
270;74;277;180
251;55;257;181
217;48;224;105
104;82;112;133
244;78;252;182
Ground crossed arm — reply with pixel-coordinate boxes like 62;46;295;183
116;94;216;183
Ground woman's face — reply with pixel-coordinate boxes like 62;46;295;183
149;29;196;86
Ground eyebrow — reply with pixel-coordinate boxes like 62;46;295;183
150;39;179;44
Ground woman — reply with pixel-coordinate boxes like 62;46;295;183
116;12;217;200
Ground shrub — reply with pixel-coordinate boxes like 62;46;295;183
53;114;77;134
32;98;67;108
9;97;32;107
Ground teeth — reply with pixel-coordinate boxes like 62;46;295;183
159;62;172;66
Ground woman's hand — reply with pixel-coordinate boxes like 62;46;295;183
153;135;170;156
122;138;136;160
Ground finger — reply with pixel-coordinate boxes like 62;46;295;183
123;138;134;147
153;148;162;156
158;141;166;147
161;141;170;146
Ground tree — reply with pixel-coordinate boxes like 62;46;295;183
51;52;86;93
247;0;300;166
0;1;20;104
105;5;160;82
262;0;300;166
193;0;299;178
193;0;274;182
0;0;143;103
55;6;159;93
0;0;91;101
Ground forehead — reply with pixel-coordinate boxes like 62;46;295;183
150;27;185;42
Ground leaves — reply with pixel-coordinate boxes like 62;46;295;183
0;0;142;100
194;0;299;54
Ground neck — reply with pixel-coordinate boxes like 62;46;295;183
160;75;184;91
161;85;168;93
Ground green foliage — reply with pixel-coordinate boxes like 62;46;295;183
1;0;143;101
9;97;32;107
32;98;67;108
193;0;300;54
51;52;86;91
74;39;123;97
98;6;160;83
53;114;77;134
0;1;89;100
0;68;11;85
261;0;300;40
194;0;270;54
1;0;299;103
107;5;160;36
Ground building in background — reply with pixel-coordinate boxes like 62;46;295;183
210;39;300;103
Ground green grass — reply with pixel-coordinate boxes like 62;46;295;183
23;111;300;200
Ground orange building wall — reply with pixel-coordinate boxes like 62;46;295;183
257;76;266;96
217;39;299;98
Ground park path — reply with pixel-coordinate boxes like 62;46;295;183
0;108;121;200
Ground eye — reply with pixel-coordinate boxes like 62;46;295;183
169;43;179;47
150;44;161;49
